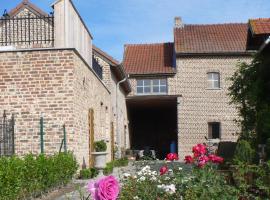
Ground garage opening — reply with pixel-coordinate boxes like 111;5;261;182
127;96;178;159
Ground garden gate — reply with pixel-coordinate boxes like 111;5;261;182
0;111;15;156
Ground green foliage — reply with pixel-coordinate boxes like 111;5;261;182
79;168;98;180
233;140;255;164
229;53;270;144
94;140;107;152
0;152;78;200
266;138;270;160
103;158;129;175
233;162;270;199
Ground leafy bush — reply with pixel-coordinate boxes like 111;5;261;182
233;140;255;164
266;138;270;160
113;158;129;167
104;162;114;175
79;168;98;180
0;152;78;200
94;140;107;152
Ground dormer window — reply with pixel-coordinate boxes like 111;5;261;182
136;79;167;95
207;72;220;89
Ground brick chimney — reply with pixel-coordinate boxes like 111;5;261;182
174;17;184;28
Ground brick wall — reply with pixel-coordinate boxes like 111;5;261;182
127;56;252;159
0;48;111;166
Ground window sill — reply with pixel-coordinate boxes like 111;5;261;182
136;93;168;96
206;88;222;90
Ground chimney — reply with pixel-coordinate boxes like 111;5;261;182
174;17;184;28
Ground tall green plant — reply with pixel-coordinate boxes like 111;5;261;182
229;53;270;144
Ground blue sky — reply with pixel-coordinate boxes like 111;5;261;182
1;0;270;61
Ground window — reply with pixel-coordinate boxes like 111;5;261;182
136;79;167;95
208;122;221;139
207;72;220;89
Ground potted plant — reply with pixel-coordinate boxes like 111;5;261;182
92;140;108;176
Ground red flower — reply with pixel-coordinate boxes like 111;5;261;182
184;155;194;164
166;153;179;161
159;166;168;175
208;154;224;164
198;155;209;168
192;144;207;157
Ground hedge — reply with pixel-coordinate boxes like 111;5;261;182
0;152;78;200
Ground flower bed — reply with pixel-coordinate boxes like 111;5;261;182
0;152;78;200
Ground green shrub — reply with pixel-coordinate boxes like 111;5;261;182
113;158;129;167
104;162;114;175
0;152;78;200
266;138;270;160
94;140;107;152
79;168;98;179
233;140;255;164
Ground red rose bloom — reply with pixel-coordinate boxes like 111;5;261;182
159;166;168;175
184;155;194;164
166;153;179;161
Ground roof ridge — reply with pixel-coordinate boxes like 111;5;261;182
174;23;247;28
125;42;173;47
93;45;119;66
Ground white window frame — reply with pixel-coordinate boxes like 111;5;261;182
207;72;220;89
136;79;168;95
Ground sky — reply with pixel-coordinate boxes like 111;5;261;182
1;0;270;61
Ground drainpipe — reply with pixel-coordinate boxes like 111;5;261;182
259;36;270;53
116;75;128;159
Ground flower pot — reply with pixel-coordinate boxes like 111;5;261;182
92;152;108;169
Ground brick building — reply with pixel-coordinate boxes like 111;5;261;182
123;17;270;159
0;0;130;166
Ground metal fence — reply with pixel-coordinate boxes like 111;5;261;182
0;111;15;156
0;13;54;46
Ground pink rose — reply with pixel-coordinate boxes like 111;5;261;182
184;155;194;164
87;176;120;200
198;155;209;168
192;144;207;157
166;153;179;161
208;154;224;164
160;166;168;175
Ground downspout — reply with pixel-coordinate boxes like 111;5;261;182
116;74;129;159
259;36;270;53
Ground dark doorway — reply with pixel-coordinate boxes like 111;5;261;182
127;96;178;159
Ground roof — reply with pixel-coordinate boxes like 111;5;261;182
92;45;131;94
8;0;49;17
174;23;249;54
123;43;175;75
93;45;119;66
249;18;270;35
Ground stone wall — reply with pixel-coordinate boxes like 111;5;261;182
93;54;130;157
0;48;111;166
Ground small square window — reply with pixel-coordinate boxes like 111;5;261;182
208;122;221;139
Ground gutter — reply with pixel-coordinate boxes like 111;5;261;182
259;36;270;53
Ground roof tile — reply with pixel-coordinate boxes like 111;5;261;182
123;43;175;75
249;18;270;35
174;23;248;53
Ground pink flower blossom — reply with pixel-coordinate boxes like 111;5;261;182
184;155;194;164
192;144;207;157
198;155;209;168
208;154;224;164
166;153;179;161
87;176;120;200
160;166;168;175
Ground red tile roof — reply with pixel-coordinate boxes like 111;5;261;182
123;43;175;75
174;23;249;54
249;18;270;35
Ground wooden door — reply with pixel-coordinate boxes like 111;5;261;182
111;122;115;161
89;109;95;167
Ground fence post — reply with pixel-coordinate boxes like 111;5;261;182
63;124;67;153
11;114;15;155
40;114;44;154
